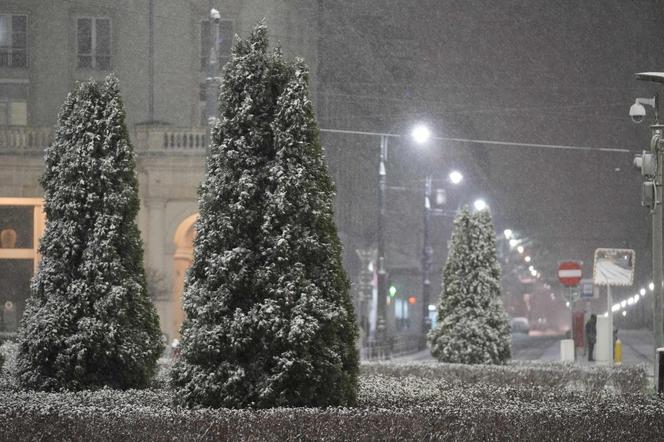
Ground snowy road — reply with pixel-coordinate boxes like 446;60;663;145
510;334;563;360
390;330;655;367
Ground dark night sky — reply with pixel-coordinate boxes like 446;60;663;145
318;0;664;295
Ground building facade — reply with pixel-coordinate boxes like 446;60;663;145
0;0;319;342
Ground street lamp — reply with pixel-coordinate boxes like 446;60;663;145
631;72;664;390
375;123;432;358
449;170;463;185
204;4;221;162
473;198;488;212
411;124;432;145
421;170;464;347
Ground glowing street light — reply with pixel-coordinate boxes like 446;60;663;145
411;124;431;144
641;288;647;296
517;245;524;254
503;229;513;239
473;199;488;211
509;238;518;248
524;256;531;263
449;170;463;185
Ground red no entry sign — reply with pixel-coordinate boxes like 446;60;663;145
559;261;582;287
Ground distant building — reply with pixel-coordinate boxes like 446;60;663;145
0;0;318;341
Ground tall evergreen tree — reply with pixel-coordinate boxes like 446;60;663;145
428;207;511;364
171;24;358;409
16;75;163;391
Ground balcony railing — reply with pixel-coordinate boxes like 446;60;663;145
134;126;207;153
0;127;52;153
0;126;209;155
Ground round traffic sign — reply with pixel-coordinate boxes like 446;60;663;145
559;261;582;287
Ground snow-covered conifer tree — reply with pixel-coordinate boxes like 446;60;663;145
428;207;511;364
16;75;163;390
171;24;358;408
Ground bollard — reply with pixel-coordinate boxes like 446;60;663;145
658;348;664;394
560;339;575;362
614;339;622;365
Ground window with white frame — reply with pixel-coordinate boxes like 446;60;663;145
0;14;28;68
0;83;27;126
77;17;111;70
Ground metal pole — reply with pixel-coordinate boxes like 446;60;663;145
421;176;433;349
652;125;664;385
607;285;613;361
376;135;389;358
205;1;219;154
148;0;154;122
569;286;574;345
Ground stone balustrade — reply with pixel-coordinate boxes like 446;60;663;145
0;126;209;154
0;126;52;153
134;126;208;153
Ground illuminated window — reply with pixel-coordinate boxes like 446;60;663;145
0;199;44;334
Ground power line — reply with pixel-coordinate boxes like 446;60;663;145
319;128;633;154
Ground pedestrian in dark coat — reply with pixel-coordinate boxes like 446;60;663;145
585;314;597;362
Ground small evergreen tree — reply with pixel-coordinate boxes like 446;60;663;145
171;24;358;408
16;75;163;391
428;207;511;364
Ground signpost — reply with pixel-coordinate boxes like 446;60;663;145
558;261;582;360
580;279;597;300
593;248;635;364
558;261;583;287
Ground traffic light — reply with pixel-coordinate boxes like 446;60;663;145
407;296;417;305
389;285;397;297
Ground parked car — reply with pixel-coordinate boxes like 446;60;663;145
511;317;530;334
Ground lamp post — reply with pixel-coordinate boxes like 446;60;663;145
421;170;463;348
631;72;664;390
421;175;433;348
205;4;221;153
376;134;388;356
318;125;431;359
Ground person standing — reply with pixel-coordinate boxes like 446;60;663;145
585;314;597;362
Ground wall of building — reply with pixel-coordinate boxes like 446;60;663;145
0;0;321;340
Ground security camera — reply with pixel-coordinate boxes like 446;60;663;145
629;97;656;124
210;8;221;23
630;101;647;124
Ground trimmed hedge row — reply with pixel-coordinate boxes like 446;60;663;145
361;360;649;395
0;347;658;440
1;371;663;441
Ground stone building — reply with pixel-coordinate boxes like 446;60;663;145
0;0;318;342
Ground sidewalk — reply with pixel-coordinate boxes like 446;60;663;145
540;328;653;371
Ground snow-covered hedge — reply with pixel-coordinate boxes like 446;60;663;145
1;366;661;440
362;360;648;395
